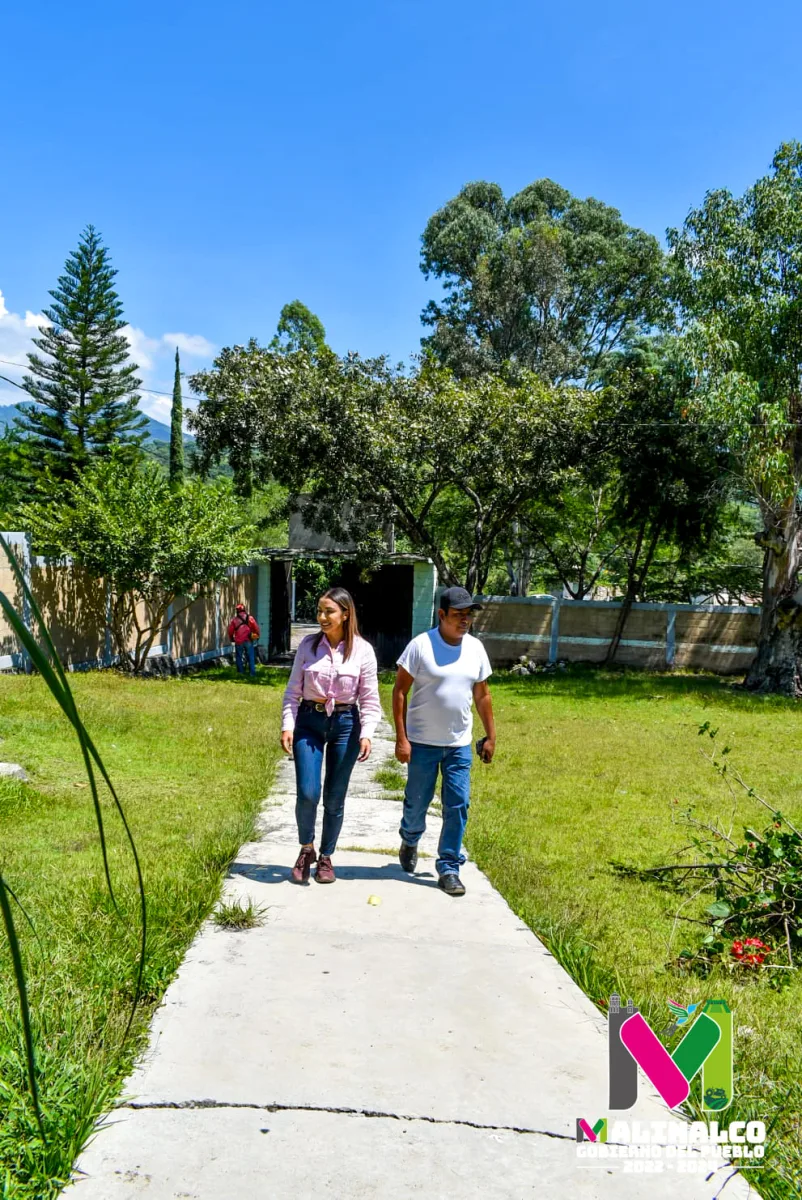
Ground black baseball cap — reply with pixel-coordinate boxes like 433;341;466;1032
439;586;483;612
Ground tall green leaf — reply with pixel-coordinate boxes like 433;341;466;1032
0;533;148;1129
0;871;45;1142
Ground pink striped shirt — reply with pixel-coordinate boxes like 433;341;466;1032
281;633;382;741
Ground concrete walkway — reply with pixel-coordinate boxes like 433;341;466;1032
68;721;757;1199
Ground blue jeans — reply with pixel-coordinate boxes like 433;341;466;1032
293;704;362;855
235;641;256;675
399;742;472;877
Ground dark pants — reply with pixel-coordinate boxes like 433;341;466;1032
293;703;361;855
235;641;256;675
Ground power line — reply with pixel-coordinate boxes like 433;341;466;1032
0;358;190;400
3;357;802;427
0;373;27;394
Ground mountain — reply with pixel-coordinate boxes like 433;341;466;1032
0;404;193;445
0;404;24;433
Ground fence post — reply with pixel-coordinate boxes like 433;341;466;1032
17;535;34;674
1;533;33;668
104;580;113;666
666;608;676;668
548;595;561;665
166;600;174;659
215;582;221;655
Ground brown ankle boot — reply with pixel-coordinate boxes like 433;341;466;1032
315;854;335;884
291;845;317;883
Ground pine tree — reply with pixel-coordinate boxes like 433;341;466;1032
169;347;184;485
16;225;146;485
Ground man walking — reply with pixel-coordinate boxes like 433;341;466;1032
227;602;260;677
393;587;496;897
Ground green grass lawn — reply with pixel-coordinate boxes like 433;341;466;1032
3;663;802;1198
461;667;802;1200
0;667;284;1199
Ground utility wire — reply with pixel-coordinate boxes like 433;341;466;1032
3;357;802;427
0;358;190;401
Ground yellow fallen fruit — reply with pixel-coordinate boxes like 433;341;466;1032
367;894;382;906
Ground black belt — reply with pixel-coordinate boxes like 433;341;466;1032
300;700;356;713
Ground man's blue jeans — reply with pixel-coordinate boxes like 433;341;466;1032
400;742;472;877
235;641;256;675
293;704;362;855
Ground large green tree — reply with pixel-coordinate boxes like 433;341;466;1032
269;300;328;357
505;338;731;625
20;453;260;673
190;346;593;591
169;347;184;485
594;340;731;660
420;179;668;384
15;226;146;486
670;142;802;695
514;479;622;599
188;339;302;497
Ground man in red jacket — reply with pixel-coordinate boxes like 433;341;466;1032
227;603;260;677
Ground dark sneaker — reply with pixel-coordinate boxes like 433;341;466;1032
438;873;466;897
399;841;418;874
315;854;336;884
291;845;317;884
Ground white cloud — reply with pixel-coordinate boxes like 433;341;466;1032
0;288;50;406
138;391;173;423
122;325;161;371
0;290;215;424
162;332;216;358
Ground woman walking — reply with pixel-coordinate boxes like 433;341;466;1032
281;587;381;884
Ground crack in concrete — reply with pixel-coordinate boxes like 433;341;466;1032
120;1099;574;1141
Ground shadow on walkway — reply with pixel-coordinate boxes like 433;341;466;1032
229;860;440;888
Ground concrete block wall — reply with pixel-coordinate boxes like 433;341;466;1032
470;595;761;674
2;538;762;677
0;531;260;672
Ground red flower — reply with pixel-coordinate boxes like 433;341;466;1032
731;937;771;966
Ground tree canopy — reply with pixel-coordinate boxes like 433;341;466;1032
190;345;596;590
670;141;802;694
15;226;146;487
0;429;25;524
420;179;668;384
269;300;328;357
20;453;260;673
169;347;184;486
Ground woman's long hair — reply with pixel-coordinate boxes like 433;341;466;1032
314;587;359;660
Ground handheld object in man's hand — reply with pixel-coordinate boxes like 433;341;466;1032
476;736;490;762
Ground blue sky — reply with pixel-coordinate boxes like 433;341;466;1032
2;0;802;425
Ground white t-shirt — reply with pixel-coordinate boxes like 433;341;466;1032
397;628;492;748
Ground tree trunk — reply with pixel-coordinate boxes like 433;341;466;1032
130;597;170;674
504;521;531;597
111;592;135;672
745;504;802;696
464;503;486;594
605;520;661;665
